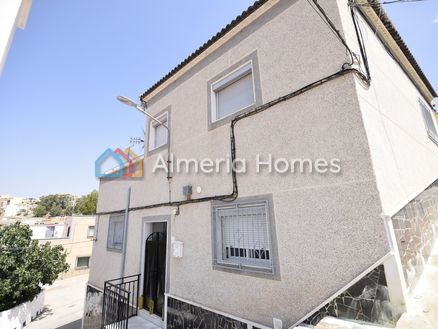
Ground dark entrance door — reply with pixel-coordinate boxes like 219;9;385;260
143;223;167;317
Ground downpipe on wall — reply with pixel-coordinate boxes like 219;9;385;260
120;187;131;279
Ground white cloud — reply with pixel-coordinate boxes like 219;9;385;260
434;14;438;24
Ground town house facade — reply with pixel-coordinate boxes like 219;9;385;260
83;1;438;328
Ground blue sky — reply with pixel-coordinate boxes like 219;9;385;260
0;1;437;198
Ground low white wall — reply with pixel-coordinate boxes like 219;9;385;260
0;289;45;329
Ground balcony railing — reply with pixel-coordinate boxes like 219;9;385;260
101;274;140;329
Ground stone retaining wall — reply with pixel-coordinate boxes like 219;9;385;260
392;185;438;291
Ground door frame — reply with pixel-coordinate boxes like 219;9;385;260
139;215;171;327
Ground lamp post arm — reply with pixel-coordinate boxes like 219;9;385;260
136;106;168;129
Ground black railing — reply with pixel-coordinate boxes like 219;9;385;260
101;274;140;329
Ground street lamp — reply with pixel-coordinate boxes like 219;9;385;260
117;96;172;200
117;96;168;128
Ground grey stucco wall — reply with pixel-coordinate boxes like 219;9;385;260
91;0;391;327
336;0;438;216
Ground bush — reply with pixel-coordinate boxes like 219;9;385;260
0;223;69;311
74;190;98;215
33;194;74;218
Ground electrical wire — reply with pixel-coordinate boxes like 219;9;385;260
97;67;369;216
96;1;371;216
306;0;355;69
350;4;372;80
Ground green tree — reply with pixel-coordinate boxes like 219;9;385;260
74;190;98;215
0;223;69;311
33;194;74;217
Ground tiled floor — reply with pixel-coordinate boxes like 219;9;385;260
128;316;162;329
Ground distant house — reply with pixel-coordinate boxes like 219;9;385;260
84;1;438;329
31;216;96;278
0;195;35;218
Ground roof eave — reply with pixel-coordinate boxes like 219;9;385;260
140;0;437;104
140;0;277;103
358;1;437;101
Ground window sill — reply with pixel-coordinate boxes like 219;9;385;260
208;103;257;131
213;262;278;280
107;247;122;253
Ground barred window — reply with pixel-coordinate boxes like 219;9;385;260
420;100;438;142
107;215;124;251
212;199;274;274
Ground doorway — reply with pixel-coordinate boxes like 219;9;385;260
143;222;167;318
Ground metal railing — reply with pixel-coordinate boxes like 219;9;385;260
101;274;140;329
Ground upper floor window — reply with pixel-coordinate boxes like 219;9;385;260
107;215;124;251
87;225;95;238
148;110;169;152
419;100;438;142
208;51;261;129
212;197;277;277
211;62;255;122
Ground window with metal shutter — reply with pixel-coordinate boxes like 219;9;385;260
213;200;273;272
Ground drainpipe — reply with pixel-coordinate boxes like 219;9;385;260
120;187;131;278
381;214;408;313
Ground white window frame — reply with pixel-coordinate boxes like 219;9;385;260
148;111;169;152
212;198;275;275
76;256;90;269
107;215;124;252
87;225;95;238
419;99;438;144
210;61;256;123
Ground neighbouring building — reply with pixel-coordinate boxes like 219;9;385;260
83;1;438;328
0;0;32;75
0;195;36;218
31;216;96;278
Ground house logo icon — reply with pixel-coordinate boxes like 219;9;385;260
95;147;143;178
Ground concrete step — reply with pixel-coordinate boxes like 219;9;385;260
128;316;162;329
314;317;385;329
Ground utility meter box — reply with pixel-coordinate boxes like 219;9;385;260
172;241;183;258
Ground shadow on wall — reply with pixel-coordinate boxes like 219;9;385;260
82;285;103;329
28;305;53;322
